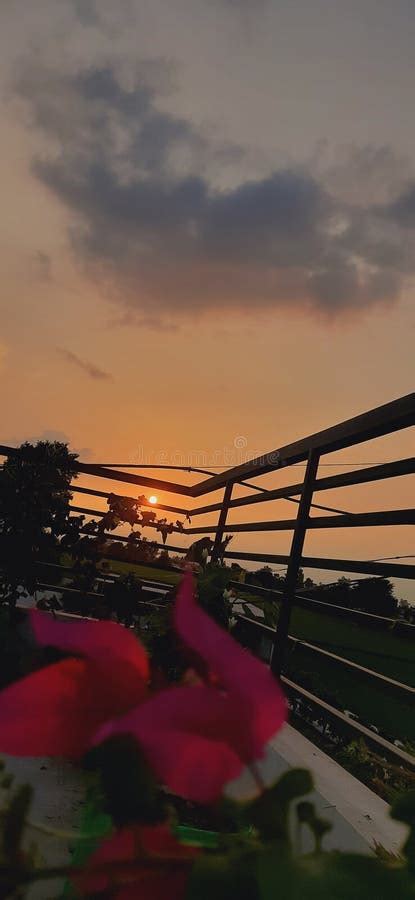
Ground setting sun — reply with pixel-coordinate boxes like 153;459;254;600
148;495;158;504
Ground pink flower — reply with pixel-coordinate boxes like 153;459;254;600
0;575;286;802
73;823;198;900
0;615;148;757
93;574;287;803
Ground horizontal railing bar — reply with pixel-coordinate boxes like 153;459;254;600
71;485;189;516
1;406;413;506
189;457;415;516
224;550;415;579
0;446;193;497
281;676;415;767
75;525;187;555
184;508;415;534
191;393;415;495
236;614;415;694
37;582;105;599
34;563;173;596
229;580;415;628
74;462;193;496
290;636;415;694
70;505;186;531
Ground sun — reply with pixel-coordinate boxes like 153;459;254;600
148;495;158;505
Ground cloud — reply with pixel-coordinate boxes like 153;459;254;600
70;0;100;27
58;347;112;380
14;60;415;318
386;184;415;228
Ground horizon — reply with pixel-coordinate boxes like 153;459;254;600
1;1;414;601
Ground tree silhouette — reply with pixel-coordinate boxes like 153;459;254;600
0;441;79;611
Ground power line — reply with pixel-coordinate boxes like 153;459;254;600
86;462;404;469
369;555;415;562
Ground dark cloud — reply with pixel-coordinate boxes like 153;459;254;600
58;347;112;380
15;61;415;318
386;184;415;228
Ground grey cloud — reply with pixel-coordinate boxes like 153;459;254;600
386;184;415;228
15;61;415;318
318;143;413;206
58;347;112;380
70;0;100;26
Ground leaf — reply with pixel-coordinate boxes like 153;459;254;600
390;790;415;869
248;769;314;842
296;801;332;853
2;784;33;864
187;850;259;900
257;847;414;900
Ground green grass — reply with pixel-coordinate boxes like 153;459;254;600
101;559;181;586
40;557;415;744
284;642;415;744
236;590;415;745
289;605;415;688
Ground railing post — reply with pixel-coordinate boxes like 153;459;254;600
271;449;320;676
210;481;234;563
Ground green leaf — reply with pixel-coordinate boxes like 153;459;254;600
2;784;33;864
187;850;259;900
296;801;332;853
248;768;314;842
390;790;415;870
257;847;414;900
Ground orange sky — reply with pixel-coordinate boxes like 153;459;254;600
0;0;414;601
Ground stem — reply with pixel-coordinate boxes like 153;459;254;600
26;818;109;841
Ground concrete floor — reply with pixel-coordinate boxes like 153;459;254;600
3;755;85;899
1;725;408;897
271;724;408;855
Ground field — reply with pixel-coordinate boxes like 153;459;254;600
105;562;414;742
229;590;415;745
289;604;415;688
33;556;415;746
103;559;181;586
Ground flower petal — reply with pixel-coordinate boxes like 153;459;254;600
0;658;131;757
29;610;149;705
174;573;286;759
94;685;244;803
75;824;197;899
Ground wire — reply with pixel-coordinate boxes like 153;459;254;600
369;555;415;562
82;461;404;469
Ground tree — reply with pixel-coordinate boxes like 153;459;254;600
0;441;79;610
351;577;398;617
104;573;143;627
250;567;276;591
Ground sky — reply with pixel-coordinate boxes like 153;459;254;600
0;0;413;597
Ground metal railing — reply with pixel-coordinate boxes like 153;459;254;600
1;391;415;756
1;392;414;670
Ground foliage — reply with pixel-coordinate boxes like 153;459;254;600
336;739;415;804
0;579;413;897
0;755;414;898
0;441;79;609
302;575;399;617
197;566;234;627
